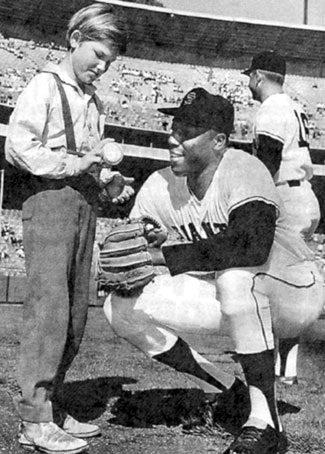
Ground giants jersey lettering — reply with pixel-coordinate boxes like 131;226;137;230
132;149;277;241
131;148;313;269
253;93;313;184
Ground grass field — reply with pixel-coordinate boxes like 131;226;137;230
1;304;325;453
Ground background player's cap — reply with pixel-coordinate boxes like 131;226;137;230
242;51;286;76
158;87;234;136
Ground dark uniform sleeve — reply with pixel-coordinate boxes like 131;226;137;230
254;134;283;177
162;200;276;276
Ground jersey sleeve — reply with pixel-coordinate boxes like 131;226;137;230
162;200;276;275
254;134;283;177
225;152;280;215
255;105;285;144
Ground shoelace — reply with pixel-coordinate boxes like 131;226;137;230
230;426;284;454
43;422;73;443
236;426;265;444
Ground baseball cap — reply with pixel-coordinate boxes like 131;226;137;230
242;51;286;76
158;87;234;137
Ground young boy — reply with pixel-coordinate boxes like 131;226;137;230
5;4;130;453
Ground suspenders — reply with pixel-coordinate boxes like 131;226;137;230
43;71;102;158
49;72;77;153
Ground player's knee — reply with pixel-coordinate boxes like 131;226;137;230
216;270;248;317
272;277;324;338
103;293;147;338
220;298;250;321
103;294;132;334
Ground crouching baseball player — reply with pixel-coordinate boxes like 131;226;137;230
100;88;323;454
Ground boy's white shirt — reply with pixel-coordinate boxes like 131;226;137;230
5;62;105;179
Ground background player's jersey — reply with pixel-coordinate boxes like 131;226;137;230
253;93;313;184
131;148;313;274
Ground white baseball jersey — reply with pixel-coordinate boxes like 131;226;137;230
253;92;320;239
131;148;313;275
106;147;323;362
253;92;313;184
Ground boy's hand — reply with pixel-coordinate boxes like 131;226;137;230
112;179;135;204
78;148;103;173
100;171;135;204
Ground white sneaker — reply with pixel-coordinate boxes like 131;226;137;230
18;421;88;453
62;414;101;438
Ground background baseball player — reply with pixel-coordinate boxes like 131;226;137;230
102;88;323;454
242;51;321;386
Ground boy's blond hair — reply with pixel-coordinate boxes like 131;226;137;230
66;3;128;54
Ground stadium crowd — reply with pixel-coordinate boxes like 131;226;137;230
0;36;324;145
0;210;24;274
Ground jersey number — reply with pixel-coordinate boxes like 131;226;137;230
294;110;310;148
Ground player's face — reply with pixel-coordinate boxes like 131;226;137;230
69;32;118;87
168;122;215;176
248;71;261;101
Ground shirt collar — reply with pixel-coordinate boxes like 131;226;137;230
262;92;285;106
43;62;97;98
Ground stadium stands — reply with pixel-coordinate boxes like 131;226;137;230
0;37;324;147
0;209;24;275
2;0;325;74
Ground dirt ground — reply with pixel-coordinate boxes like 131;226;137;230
1;304;325;454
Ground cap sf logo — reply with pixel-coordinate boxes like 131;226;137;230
183;91;197;105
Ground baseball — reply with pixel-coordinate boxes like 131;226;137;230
96;139;124;166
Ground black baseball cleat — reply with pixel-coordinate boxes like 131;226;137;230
223;424;288;454
212;378;251;426
182;379;250;434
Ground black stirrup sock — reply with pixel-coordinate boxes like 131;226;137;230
153;337;227;392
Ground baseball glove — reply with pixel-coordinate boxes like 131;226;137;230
97;216;165;295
